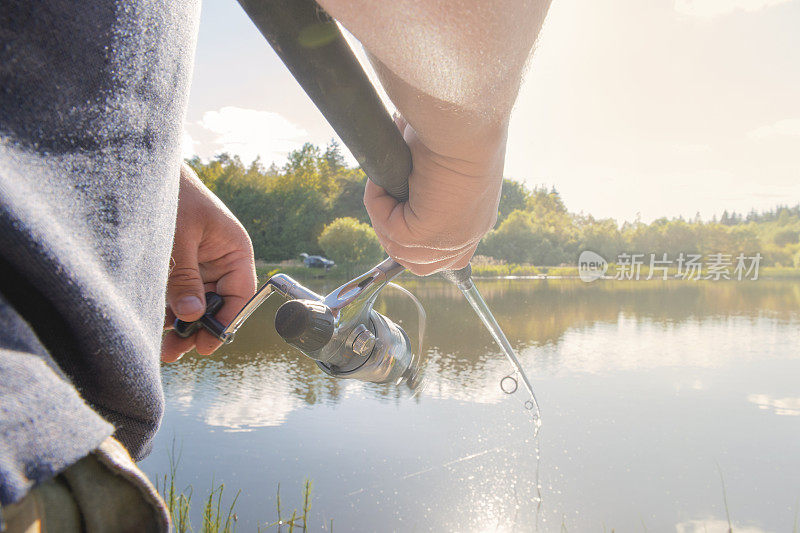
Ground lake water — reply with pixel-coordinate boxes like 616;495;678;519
141;277;800;532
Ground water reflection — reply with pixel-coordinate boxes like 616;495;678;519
164;279;800;430
747;393;800;416
151;278;800;531
675;519;768;533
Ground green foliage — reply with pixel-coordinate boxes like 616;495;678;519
497;178;530;222
156;441;240;533
526;186;568;217
190;142;369;261
773;228;799;247
188;142;800;268
328;171;369;224
575;216;623;261
155;440;193;533
479;181;799;267
318;217;384;267
201;481;240;533
480;186;580;265
481;209;568;264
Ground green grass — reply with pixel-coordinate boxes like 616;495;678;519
155;440;193;532
717;464;733;533
157;442;327;532
158;454;797;532
257;481;314;533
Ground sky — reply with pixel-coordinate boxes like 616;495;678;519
183;0;800;223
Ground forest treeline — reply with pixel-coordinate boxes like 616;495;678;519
188;142;800;267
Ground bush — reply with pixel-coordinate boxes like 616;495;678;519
479;209;574;265
773;228;799;247
318;217;385;267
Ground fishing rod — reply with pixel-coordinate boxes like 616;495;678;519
176;0;539;418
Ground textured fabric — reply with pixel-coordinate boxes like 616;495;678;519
1;437;169;533
0;293;113;509
0;0;200;507
1;475;81;533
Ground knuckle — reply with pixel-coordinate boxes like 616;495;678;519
408;263;440;276
232;221;254;251
167;266;202;288
242;233;254;255
380;237;402;258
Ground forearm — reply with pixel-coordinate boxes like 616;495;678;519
317;0;551;161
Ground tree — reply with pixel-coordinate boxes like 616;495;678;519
318;217;385;267
187;147;800;268
497;179;530;223
773;228;799;247
577;216;623;260
526;186;567;217
329;170;369;223
324;139;347;172
480;209;574;265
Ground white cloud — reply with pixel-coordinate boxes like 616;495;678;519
201;361;304;430
199;106;309;164
747;393;800;416
676;518;768;533
204;385;302;430
181;130;197;160
748;118;800;139
674;0;794;17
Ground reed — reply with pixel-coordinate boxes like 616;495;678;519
157;446;326;533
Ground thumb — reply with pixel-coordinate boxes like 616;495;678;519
167;239;206;323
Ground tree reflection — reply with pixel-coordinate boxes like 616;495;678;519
162;279;800;429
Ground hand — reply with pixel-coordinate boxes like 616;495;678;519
161;164;257;362
364;116;506;275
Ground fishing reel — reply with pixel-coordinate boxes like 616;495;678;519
174;258;422;388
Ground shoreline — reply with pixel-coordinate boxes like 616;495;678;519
256;264;800;282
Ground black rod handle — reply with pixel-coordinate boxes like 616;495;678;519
237;0;472;283
237;0;411;202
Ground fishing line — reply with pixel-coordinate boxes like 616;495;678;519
385;282;427;394
386;282;426;359
456;282;542;434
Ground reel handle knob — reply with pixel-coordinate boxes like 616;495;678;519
173;291;227;340
274;299;335;353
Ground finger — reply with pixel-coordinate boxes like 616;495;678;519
167;236;207;323
162;280;219;360
419;243;477;275
161;331;196;363
363;177;402;229
195;254;257;356
372;223;478;267
161;303;194;362
394;242;478;276
164;307;177;329
366;172;479;253
365;178;432;251
448;244;477;271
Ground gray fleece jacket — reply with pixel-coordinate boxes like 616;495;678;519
0;0;200;508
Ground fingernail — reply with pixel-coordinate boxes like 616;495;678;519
175;295;203;316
